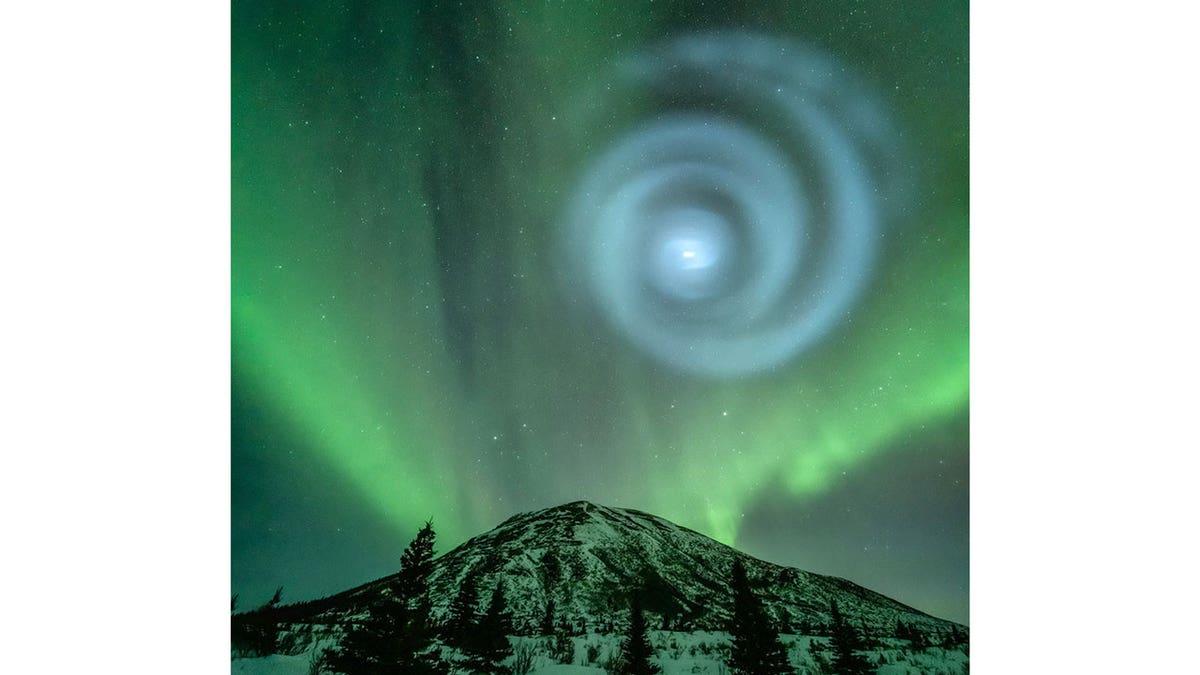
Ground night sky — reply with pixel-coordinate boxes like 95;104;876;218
232;0;968;625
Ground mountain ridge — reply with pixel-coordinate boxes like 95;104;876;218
266;500;961;643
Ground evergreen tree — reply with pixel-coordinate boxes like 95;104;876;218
462;582;513;674
325;521;447;675
541;597;556;636
726;560;792;675
231;609;279;657
398;522;438;603
615;590;661;675
553;629;574;664
394;521;446;674
444;568;481;647
857;619;875;650
541;549;562;589
828;599;872;675
231;585;286;656
322;593;409;674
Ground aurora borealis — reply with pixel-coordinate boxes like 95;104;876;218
233;0;968;625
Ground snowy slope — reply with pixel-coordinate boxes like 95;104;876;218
277;501;962;642
237;632;969;675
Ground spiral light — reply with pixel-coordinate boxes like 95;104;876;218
563;33;909;377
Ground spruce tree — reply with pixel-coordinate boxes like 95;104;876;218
828;599;872;675
726;560;792;675
235;586;285;656
397;522;438;602
541;549;562;589
541;597;557;636
231;609;280;657
390;521;446;674
325;521;447;675
323;592;409;674
444;567;481;647
553;629;574;664
615;590;661;675
463;582;513;674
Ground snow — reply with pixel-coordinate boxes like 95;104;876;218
235;502;968;673
232;631;968;674
230;653;313;675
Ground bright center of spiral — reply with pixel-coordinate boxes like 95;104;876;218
647;207;733;301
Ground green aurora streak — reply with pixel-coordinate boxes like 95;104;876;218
233;0;967;579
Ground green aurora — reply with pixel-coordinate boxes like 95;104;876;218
234;0;968;622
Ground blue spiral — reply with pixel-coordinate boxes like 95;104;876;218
563;33;909;377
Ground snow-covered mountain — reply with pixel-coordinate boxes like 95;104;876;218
272;501;962;640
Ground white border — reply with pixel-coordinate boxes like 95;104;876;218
3;2;1197;672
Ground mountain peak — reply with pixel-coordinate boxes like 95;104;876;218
310;501;958;637
236;502;967;671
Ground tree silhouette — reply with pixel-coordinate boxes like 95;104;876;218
614;590;661;675
553;629;574;664
231;608;279;657
541;549;562;589
828;599;872;675
462;582;513;674
541;597;557;636
230;585;287;657
324;521;447;674
726;559;792;675
444;567;480;647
